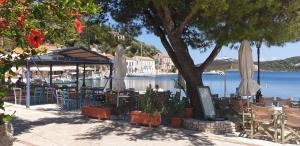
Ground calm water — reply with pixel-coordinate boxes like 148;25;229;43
83;71;300;100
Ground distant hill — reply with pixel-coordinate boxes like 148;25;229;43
67;23;160;58
124;40;160;58
256;56;300;72
204;56;300;72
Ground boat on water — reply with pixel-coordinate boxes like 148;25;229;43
126;73;155;77
79;73;102;80
203;70;225;75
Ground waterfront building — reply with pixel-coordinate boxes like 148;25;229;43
153;53;175;73
130;56;156;75
125;57;137;74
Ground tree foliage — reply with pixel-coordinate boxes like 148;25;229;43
0;0;100;123
101;0;300;119
102;0;300;48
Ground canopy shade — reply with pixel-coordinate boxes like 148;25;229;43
238;40;260;96
29;66;84;71
28;47;112;65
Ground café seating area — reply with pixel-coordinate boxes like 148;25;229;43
6;84;300;143
8;85;174;113
214;96;300;143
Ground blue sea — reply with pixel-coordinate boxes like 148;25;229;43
124;71;300;100
83;71;300;100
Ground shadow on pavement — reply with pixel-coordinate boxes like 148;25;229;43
75;121;214;146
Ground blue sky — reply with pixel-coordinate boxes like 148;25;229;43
136;31;300;64
107;15;299;64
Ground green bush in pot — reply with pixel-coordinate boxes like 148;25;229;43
169;96;185;128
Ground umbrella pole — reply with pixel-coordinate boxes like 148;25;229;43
255;41;262;102
224;72;227;98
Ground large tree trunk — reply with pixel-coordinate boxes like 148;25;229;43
185;73;204;119
169;39;207;119
143;6;222;119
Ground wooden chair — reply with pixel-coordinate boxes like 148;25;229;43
128;91;139;111
276;97;291;107
230;99;251;134
62;90;77;110
281;106;300;143
154;91;170;110
106;91;118;105
251;104;278;142
55;89;63;107
45;87;55;103
13;88;24;104
259;97;275;106
31;87;44;105
214;98;230;110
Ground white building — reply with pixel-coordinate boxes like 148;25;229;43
126;56;156;75
126;57;137;74
153;53;175;73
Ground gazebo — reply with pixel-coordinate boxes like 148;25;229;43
24;47;113;108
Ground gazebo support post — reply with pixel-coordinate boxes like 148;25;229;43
26;60;30;108
50;64;53;86
83;64;86;87
109;63;113;90
76;63;79;92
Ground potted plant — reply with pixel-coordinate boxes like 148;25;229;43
169;96;185;128
131;85;162;127
183;97;193;118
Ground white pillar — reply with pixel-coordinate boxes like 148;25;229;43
26;61;30;108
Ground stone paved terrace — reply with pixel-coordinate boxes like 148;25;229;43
3;103;297;146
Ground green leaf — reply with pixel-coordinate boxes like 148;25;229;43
2;115;12;122
0;100;4;107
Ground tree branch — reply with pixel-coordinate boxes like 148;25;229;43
154;5;198;73
197;44;222;72
143;9;183;72
175;5;201;36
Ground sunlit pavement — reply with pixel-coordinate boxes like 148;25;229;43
5;103;296;146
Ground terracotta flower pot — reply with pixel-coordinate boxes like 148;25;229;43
171;117;182;128
131;111;142;124
140;112;161;127
0;123;14;146
184;107;193;118
81;106;112;119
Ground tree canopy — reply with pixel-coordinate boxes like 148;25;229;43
103;0;300;48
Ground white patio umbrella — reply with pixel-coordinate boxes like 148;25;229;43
238;40;260;96
112;45;127;92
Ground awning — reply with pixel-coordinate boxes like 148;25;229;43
28;47;112;65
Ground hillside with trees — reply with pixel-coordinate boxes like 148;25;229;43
256;56;300;72
66;23;160;58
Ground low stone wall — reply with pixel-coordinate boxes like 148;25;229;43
183;119;236;134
